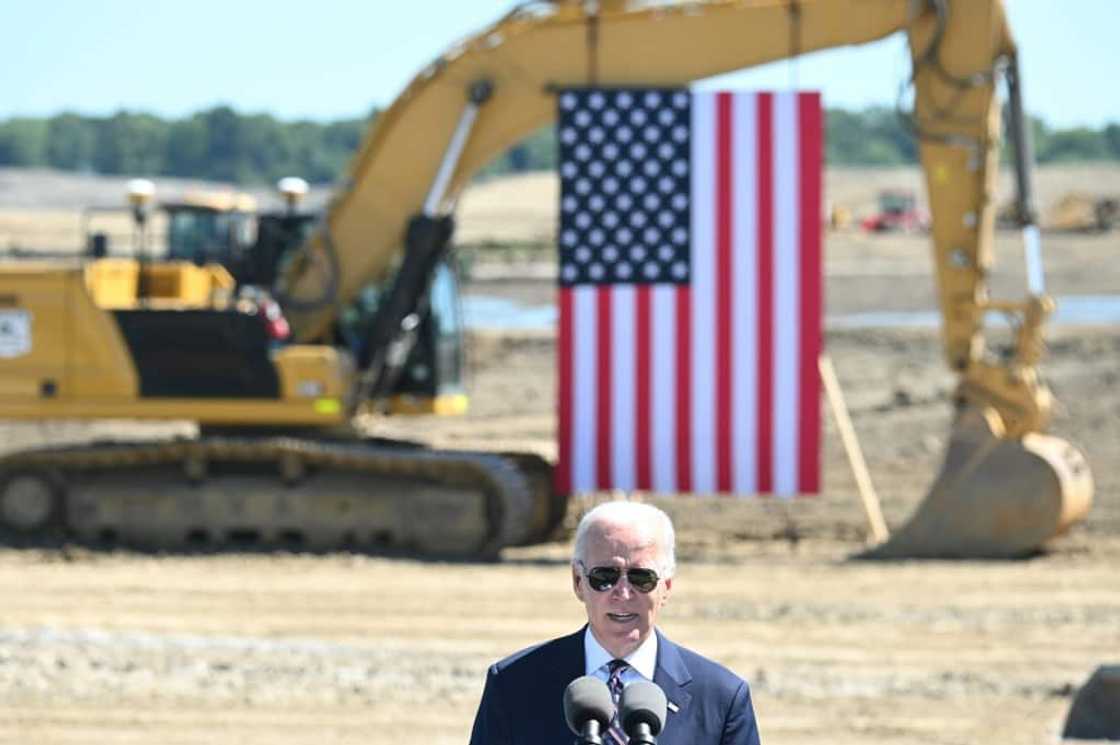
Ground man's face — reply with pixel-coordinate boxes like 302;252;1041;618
572;518;672;659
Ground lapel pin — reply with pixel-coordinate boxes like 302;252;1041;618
667;701;680;713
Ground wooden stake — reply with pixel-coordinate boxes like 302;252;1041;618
818;354;890;545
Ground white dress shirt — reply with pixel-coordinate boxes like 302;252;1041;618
583;625;658;687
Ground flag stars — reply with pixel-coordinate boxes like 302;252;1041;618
557;86;690;286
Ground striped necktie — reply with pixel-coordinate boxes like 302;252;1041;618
606;659;629;745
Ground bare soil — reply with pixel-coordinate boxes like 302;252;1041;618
0;167;1117;744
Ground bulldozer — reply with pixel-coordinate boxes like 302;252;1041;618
0;0;1093;559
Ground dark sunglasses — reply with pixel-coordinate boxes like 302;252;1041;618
580;564;661;594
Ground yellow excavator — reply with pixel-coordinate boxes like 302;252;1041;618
0;0;1093;558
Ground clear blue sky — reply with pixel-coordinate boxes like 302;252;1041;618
3;1;1115;129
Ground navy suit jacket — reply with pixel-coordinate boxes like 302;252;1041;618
468;627;761;745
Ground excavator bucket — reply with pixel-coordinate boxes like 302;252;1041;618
864;406;1093;559
1062;665;1120;740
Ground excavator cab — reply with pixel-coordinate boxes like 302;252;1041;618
165;197;257;267
163;194;317;290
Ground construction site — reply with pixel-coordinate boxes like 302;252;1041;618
0;1;1117;743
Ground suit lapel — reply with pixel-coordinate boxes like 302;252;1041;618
653;630;692;742
544;628;588;744
554;626;587;682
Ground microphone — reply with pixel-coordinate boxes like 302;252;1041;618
619;679;668;745
563;675;615;745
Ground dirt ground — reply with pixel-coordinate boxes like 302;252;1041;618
0;167;1117;744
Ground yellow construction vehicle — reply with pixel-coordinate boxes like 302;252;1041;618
0;0;1093;558
1043;192;1118;233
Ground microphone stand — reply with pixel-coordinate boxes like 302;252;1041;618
575;720;604;745
627;722;657;745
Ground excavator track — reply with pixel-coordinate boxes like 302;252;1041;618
0;436;545;559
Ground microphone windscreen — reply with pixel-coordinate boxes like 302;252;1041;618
563;675;615;735
620;679;668;735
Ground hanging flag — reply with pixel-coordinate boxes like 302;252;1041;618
555;88;822;497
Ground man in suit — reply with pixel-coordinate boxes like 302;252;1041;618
469;500;761;744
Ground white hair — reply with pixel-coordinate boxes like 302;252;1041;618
571;500;677;578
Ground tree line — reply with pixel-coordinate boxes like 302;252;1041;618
0;105;1116;185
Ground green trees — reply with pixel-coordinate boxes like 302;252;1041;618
0;106;1115;184
46;114;96;170
0;107;369;184
0;118;48;167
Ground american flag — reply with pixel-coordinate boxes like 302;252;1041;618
555;88;822;497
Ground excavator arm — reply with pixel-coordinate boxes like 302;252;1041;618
281;0;1092;557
